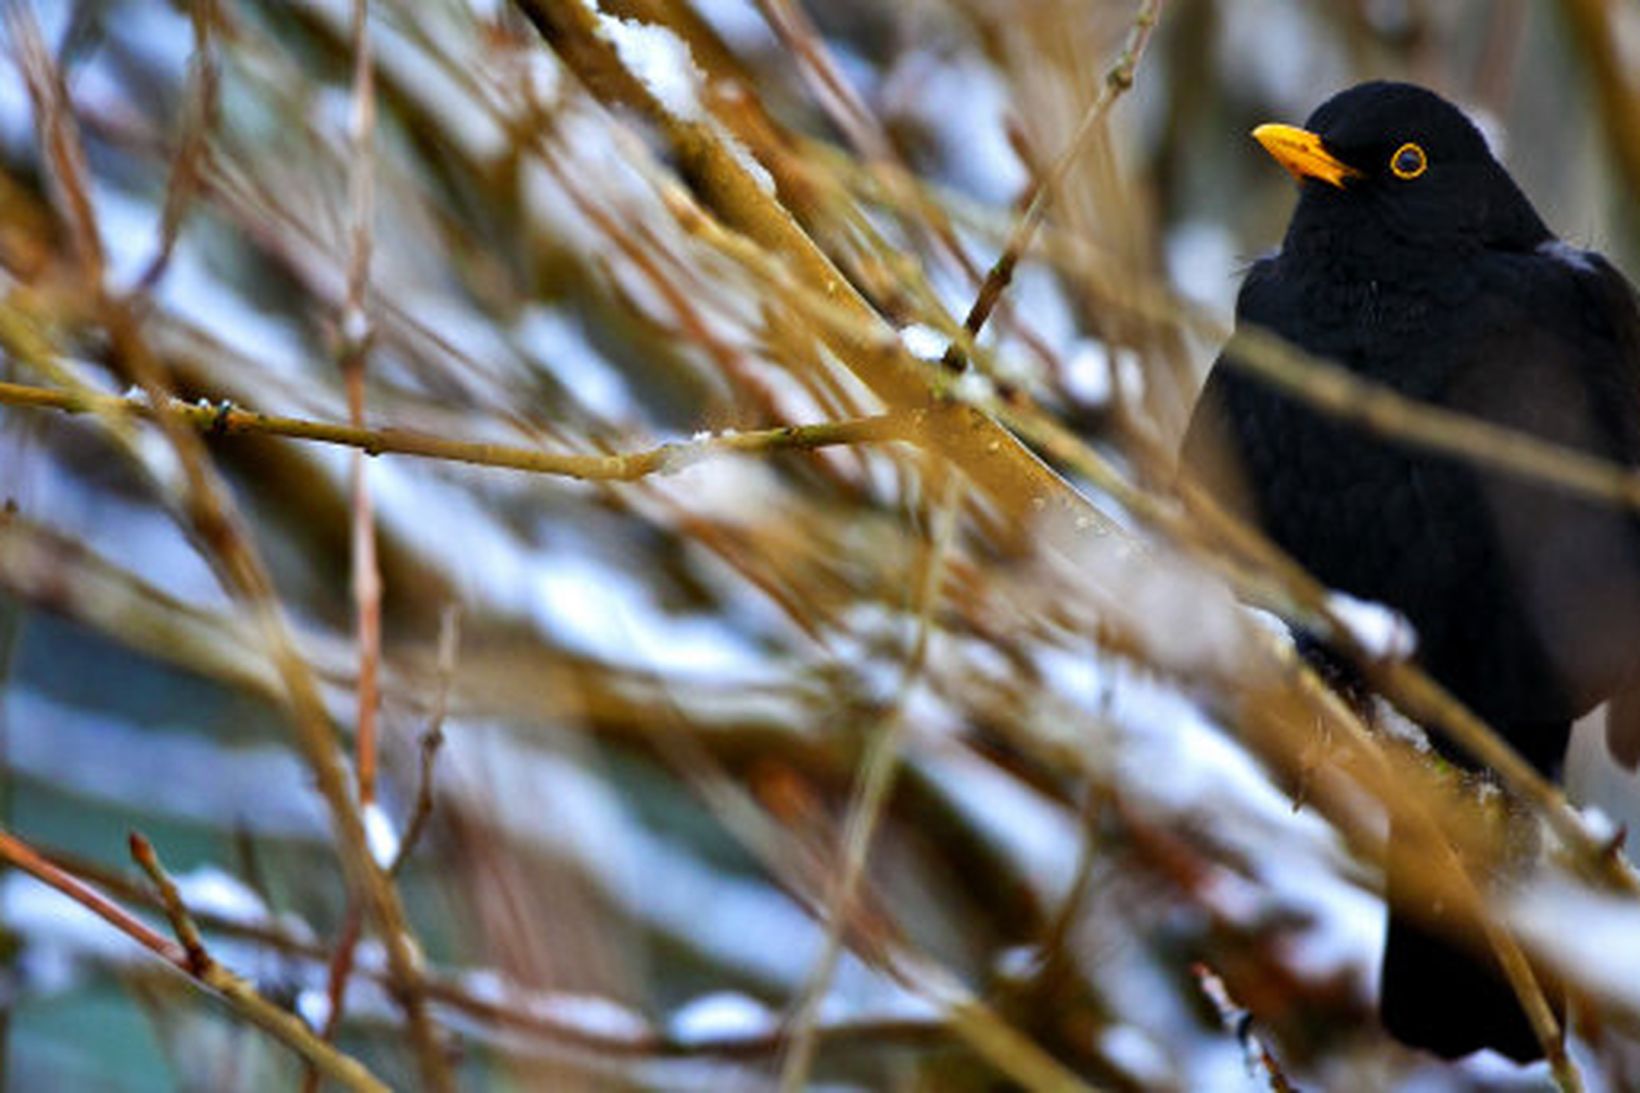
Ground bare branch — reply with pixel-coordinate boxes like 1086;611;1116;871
0;827;389;1093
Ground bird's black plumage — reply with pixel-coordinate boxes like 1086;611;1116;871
1181;82;1640;1061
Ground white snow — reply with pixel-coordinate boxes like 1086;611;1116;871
668;991;777;1044
173;867;271;926
1100;1024;1173;1088
1509;880;1640;1013
914;745;1082;904
599;16;705;122
880;50;1026;203
1326;592;1417;660
362;802;401;869
898;323;949;363
525;992;652;1043
1063;339;1114;406
1538;239;1597;275
296;988;333;1030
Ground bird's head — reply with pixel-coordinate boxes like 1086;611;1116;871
1254;81;1549;260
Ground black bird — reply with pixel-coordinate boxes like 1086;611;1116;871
1181;81;1640;1061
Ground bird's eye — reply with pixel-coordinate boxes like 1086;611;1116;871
1390;142;1427;179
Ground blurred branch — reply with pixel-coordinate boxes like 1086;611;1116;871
390;603;460;878
779;477;961;1091
341;0;383;809
657;157;1640;907
1559;0;1640;245
307;908;367;1093
998;381;1638;896
0;512;283;698
131;0;218;296
1221;323;1640;517
3;2;103;284
0;827;389;1093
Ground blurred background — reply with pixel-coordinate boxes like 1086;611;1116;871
1;0;1639;1089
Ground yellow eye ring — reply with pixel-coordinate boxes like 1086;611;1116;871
1390;142;1427;179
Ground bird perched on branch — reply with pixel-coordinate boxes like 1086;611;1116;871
1180;81;1640;1062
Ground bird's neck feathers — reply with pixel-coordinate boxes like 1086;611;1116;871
1278;169;1552;282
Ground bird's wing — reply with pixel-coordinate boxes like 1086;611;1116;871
1434;248;1640;720
1439;248;1640;469
1177;260;1282;521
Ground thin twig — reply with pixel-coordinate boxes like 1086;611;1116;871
132;0;218;295
40;836;953;1063
129;832;212;976
306;605;457;1093
0;49;453;1076
0;830;181;960
516;0;1089;549
301;905;366;1093
3;1;104;285
941;0;1163;370
0;828;389;1093
391;604;460;878
1222;324;1640;519
342;0;383;808
1557;0;1640;255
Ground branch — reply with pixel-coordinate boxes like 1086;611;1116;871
341;0;382;808
131;0;218;295
129;833;212;976
513;0;1097;551
390;604;460;878
0;378;914;480
941;0;1163;370
0;828;389;1093
778;477;961;1091
1558;0;1640;254
32;841;952;1065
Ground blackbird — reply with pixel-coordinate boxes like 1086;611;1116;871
1180;81;1640;1061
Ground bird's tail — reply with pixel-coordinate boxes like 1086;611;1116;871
1378;818;1556;1062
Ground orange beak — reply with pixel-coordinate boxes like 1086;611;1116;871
1252;123;1360;188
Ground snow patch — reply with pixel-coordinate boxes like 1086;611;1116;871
1326;592;1417;660
898;323;949;363
363;802;401;869
668;991;777;1044
599;16;705;121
